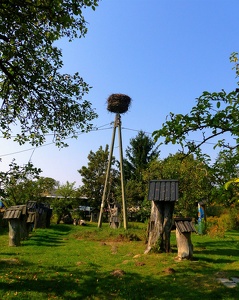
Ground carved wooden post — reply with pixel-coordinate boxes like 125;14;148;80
3;205;27;247
174;217;196;260
8;219;21;246
109;204;120;229
145;180;178;253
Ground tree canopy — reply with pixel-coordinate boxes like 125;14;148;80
143;153;213;217
0;0;99;147
124;130;160;181
78;145;119;209
153;53;239;157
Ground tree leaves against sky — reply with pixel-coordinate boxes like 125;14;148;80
153;53;239;157
0;0;99;147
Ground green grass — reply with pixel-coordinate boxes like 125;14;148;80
0;222;239;300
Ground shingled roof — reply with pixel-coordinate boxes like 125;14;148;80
3;205;27;220
148;180;179;202
174;217;196;233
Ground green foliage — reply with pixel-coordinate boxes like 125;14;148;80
195;219;207;235
144;153;212;218
124;130;160;181
78;145;119;209
123;131;160;215
206;207;239;238
0;0;99;147
0;160;43;206
51;181;77;223
207;149;239;206
125;179;146;207
153;53;239;156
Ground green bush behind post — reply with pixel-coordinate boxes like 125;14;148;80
205;207;239;238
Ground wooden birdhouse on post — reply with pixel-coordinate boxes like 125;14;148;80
98;94;131;230
145;180;178;253
174;217;196;260
3;205;30;246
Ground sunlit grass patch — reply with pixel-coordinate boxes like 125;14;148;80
0;223;239;299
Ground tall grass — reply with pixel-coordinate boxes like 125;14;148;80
0;222;239;299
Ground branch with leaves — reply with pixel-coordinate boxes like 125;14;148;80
153;52;239;156
0;0;99;147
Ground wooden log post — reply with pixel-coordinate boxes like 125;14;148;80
174;218;196;260
145;180;178;254
109;204;120;229
46;208;52;228
20;214;29;240
176;229;193;260
8;219;21;247
4;205;28;247
145;201;175;253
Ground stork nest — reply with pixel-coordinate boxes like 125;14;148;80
107;94;131;114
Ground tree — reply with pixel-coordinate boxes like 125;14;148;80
123;131;160;214
124;130;160;181
153;53;239;157
0;0;99;147
0;160;42;206
209;149;239;208
78;145;119;209
143;153;213;218
50;181;77;224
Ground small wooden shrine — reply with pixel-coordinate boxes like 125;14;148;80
174;217;196;260
145;180;178;253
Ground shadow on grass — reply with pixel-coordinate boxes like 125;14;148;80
50;224;73;233
0;262;238;300
22;225;73;247
195;240;239;256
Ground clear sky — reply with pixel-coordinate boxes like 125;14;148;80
1;0;239;186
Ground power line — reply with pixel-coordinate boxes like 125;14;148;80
0;123;114;158
0;124;223;159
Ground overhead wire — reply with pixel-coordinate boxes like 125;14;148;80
0;122;221;160
0;122;114;159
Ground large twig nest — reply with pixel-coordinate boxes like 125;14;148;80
107;94;131;114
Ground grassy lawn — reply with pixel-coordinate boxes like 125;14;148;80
0;222;239;300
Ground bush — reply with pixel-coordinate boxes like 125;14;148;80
206;208;239;237
206;216;226;238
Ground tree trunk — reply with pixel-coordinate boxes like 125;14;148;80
145;201;175;253
8;220;21;247
176;228;193;260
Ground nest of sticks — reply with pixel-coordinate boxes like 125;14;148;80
107;94;131;114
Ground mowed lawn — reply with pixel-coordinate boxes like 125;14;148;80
0;222;239;300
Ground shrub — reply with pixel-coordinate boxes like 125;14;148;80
206;208;239;237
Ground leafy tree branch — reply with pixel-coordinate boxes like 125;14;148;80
0;0;99;147
153;53;239;156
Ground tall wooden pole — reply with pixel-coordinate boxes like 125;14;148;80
117;114;128;229
97;113;128;229
98;116;117;228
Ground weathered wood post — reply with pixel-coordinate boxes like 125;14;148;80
3;205;28;246
27;201;52;229
145;180;178;253
174;217;196;260
109;203;121;229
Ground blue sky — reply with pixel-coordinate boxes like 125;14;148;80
1;0;239;186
